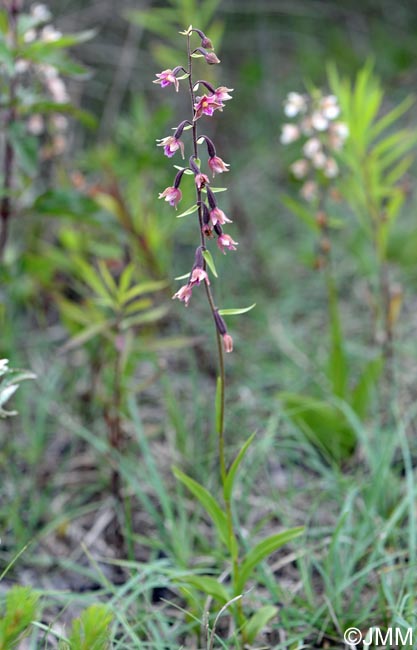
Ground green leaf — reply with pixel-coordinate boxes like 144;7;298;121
218;304;256;316
244;606;278;644
67;604;112;650
176;204;198;218
350;357;383;419
172;467;229;548
176;575;230;604
369;95;414;142
0;587;39;646
201;186;227;193
120;305;169;330
60;320;113;352
202;249;218;278
173;165;194;175
236;528;304;593
281;194;319;232
224;433;256;501
8;123;38;175
34;190;102;222
279;392;357;461
123;280;168;303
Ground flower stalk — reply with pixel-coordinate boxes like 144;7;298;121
155;24;246;631
0;1;20;259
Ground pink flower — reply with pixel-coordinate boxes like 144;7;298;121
223;333;233;353
194;94;223;120
195;173;210;190
172;284;192;306
217;233;238;254
208;156;230;177
157;135;184;159
210;206;232;226
158;186;182;208
153;69;179;92
190;267;210;286
214;86;233;103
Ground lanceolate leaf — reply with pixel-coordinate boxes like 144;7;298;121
218;304;256;316
224;433;256;501
176;575;230;605
176;204;198;218
236;528;304;593
244;606;278;644
173;467;229;548
202;249;218;278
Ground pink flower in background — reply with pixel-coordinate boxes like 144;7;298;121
172;284;193;306
153;69;180;92
280;123;300;144
217;233;238;254
194;94;223;119
158;186;182;208
208;155;230;176
210;207;232;226
157;135;185;159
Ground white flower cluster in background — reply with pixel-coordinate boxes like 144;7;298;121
15;3;69;158
281;91;349;202
0;359;36;418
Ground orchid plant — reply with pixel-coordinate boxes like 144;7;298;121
154;25;302;646
0;1;93;259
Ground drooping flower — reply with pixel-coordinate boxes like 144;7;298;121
223;333;233;353
0;359;9;374
217;233;238;254
153;69;180;92
311;111;328;131
41;25;62;42
329;121;349;150
190;267;209;286
323;158;339;178
157;135;185;159
194;94;223;120
312;150;327;170
208;155;230;176
284;92;306;117
303;137;322;159
280;123;300;144
290;159;309;179
300;180;318;202
158;186;182;208
31;3;51;21
319;95;340;120
210;206;232;226
214;86;233;103
172;284;193;306
195;173;210;190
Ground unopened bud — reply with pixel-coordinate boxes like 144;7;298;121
213;309;227;336
201;36;213;49
205;52;220;65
